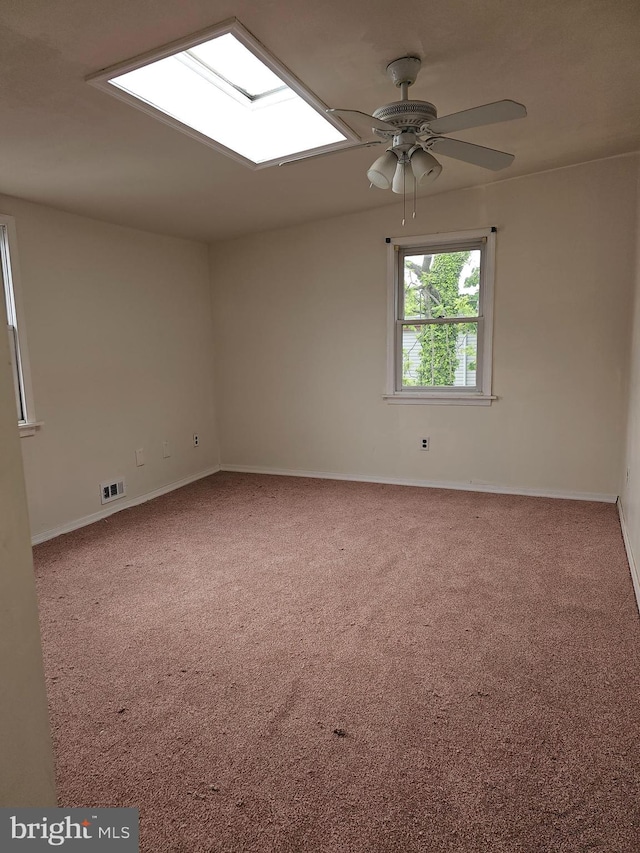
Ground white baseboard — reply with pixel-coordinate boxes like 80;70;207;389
220;464;618;503
31;466;221;545
32;462;620;548
617;499;640;616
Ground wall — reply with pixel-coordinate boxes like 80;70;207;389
210;155;637;499
0;290;56;805
0;195;219;540
620;158;640;601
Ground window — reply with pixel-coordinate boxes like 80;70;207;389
87;20;357;167
1;214;37;434
385;228;496;405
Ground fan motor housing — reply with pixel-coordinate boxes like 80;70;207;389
372;100;438;134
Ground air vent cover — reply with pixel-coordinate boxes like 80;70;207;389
100;479;126;505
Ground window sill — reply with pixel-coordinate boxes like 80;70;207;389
19;421;43;437
383;394;496;406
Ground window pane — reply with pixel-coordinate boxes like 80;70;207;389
188;34;286;98
402;249;481;320
7;325;25;421
1;226;27;422
402;323;478;388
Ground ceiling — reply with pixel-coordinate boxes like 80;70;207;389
1;0;639;243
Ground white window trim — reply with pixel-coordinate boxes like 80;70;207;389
384;227;496;406
0;213;40;436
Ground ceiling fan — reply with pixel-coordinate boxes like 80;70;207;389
283;56;526;207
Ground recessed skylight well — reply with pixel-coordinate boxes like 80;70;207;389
87;19;356;167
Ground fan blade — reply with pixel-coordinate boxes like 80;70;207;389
328;109;398;137
278;141;382;166
429;137;514;171
428;100;526;135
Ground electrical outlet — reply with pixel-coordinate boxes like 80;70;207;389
193;433;200;447
420;437;430;451
163;440;171;458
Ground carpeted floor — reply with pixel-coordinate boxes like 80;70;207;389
33;472;640;852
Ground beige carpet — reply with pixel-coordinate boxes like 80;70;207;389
33;473;640;852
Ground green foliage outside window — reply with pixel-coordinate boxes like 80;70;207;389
403;251;480;386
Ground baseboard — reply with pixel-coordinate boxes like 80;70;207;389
617;499;640;616
31;466;221;545
220;464;618;503
32;461;620;546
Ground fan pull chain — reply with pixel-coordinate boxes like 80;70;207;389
413;175;417;219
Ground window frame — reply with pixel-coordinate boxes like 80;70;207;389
0;213;39;435
384;228;496;406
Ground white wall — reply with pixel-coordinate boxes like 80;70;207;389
5;154;636;541
0;289;56;806
620;158;640;599
0;195;219;540
211;155;637;499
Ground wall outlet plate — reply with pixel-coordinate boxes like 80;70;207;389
420;437;430;451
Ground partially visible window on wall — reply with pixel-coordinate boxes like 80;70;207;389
1;214;35;431
385;228;496;405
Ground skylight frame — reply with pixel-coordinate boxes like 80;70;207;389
86;18;360;169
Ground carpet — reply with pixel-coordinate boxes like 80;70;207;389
33;472;640;852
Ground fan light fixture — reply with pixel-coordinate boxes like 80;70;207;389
391;159;408;195
366;150;397;189
410;148;441;183
368;135;442;223
367;146;441;194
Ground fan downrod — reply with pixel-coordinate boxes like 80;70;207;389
373;57;436;134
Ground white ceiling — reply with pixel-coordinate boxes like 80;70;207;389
1;0;639;243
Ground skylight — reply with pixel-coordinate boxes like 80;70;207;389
88;21;354;167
